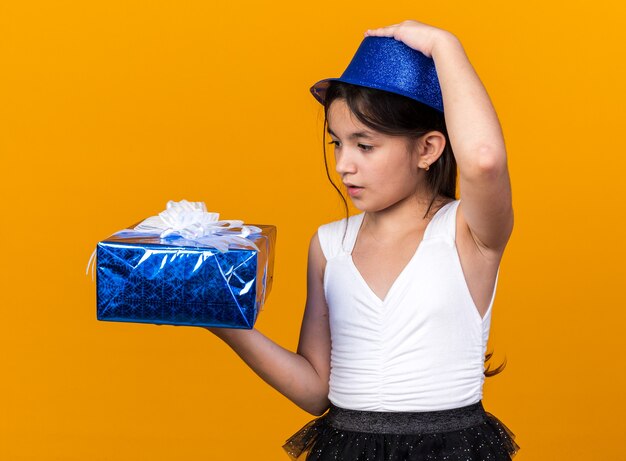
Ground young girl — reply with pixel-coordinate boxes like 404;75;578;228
207;19;520;460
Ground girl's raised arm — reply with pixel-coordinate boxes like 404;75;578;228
206;231;331;416
431;31;513;253
366;21;513;253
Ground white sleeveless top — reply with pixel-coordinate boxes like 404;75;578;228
317;199;500;411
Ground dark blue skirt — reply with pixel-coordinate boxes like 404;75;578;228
283;400;520;460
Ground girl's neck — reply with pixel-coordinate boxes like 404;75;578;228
361;194;450;241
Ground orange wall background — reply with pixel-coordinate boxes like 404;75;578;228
1;1;624;460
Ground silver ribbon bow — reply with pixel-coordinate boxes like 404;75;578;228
86;200;263;278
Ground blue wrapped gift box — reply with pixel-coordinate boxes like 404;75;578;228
95;223;276;329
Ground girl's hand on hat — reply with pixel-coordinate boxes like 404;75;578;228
364;20;456;59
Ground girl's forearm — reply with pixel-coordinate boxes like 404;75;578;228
206;327;330;416
432;33;507;170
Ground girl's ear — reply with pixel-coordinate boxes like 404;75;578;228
414;131;446;166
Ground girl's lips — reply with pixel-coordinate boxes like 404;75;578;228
347;186;363;197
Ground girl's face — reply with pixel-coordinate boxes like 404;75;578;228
327;99;423;212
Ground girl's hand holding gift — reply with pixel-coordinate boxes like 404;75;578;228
364;19;458;58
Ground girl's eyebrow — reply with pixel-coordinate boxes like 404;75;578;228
327;127;376;140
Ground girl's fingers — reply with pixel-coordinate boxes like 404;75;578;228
366;25;398;33
365;24;399;36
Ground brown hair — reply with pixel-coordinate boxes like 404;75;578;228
319;80;507;377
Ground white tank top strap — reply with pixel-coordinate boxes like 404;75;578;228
423;199;461;242
317;215;352;261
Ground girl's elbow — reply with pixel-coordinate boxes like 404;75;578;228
463;150;507;180
309;399;330;416
476;146;507;172
304;393;330;416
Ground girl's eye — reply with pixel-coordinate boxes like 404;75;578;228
327;140;373;152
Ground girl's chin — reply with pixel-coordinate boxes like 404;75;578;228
351;203;377;213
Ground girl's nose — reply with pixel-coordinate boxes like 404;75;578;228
335;149;357;175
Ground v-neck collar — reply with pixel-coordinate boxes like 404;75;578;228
347;201;456;305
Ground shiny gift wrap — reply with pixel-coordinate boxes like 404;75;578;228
93;202;276;329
